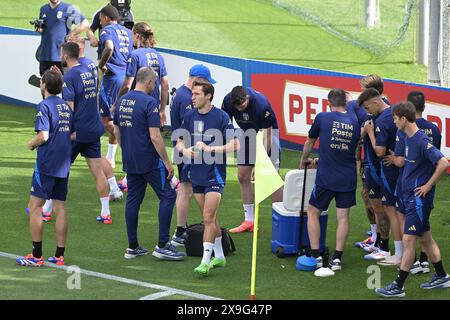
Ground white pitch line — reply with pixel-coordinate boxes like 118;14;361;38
0;251;222;300
139;290;177;300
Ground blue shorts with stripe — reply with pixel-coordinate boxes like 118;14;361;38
395;182;406;214
31;170;68;201
379;165;398;206
177;164;190;183
100;74;124;119
364;164;381;199
309;184;356;211
403;193;434;236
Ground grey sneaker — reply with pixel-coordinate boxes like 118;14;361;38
329;258;341;271
124;247;148;259
420;274;450;289
375;281;406;298
152;242;186;261
170;231;188;247
315;256;323;269
410;260;430;274
420;261;430;274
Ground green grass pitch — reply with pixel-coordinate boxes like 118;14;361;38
0;103;448;300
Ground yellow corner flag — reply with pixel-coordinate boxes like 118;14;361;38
254;132;284;206
250;131;284;300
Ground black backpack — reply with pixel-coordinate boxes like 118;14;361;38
184;223;236;257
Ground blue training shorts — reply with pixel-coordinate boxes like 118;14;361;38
309;184;356;212
395;182;406;214
177;164;190;183
364;164;381;199
379;165;398;206
31;171;68;201
99;74;124;119
236;133;281;169
192;184;224;194
71;139;101;162
403;194;434;236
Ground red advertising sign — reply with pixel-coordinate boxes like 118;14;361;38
252;74;450;159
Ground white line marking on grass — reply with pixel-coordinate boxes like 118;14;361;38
139;290;177;300
0;251;222;300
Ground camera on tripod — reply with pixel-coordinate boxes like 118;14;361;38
30;18;45;30
110;0;134;30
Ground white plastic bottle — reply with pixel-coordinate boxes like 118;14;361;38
170;176;180;191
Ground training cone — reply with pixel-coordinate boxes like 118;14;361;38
314;267;335;277
296;255;317;271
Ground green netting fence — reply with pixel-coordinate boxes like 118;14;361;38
257;0;417;56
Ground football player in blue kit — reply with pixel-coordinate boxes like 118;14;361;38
385;91;442;274
347;75;387;251
222;86;281;234
115;22;169;126
360;88;403;266
98;4;133;169
61;42;117;224
42;35;123;221
375;101;449;298
176;80;238;276
300;89;361;271
16;70;73;267
169;64;216;247
114;67;185;261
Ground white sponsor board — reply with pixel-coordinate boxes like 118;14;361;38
422;101;450;157
0;31;242;126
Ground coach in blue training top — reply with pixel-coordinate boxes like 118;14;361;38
300;89;361;272
375;101;450;298
114;67;185;262
222;86;281;234
16;70;73;267
37;0;88;75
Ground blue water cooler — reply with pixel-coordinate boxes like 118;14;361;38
271;202;328;257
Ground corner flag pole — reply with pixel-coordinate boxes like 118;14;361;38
250;203;259;300
250;131;284;300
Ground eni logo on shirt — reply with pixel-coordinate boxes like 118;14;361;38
330;121;353;151
118;99;135;128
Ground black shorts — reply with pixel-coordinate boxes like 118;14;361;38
71;140;102;163
39;61;63;76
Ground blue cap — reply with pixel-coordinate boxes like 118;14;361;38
189;64;216;84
